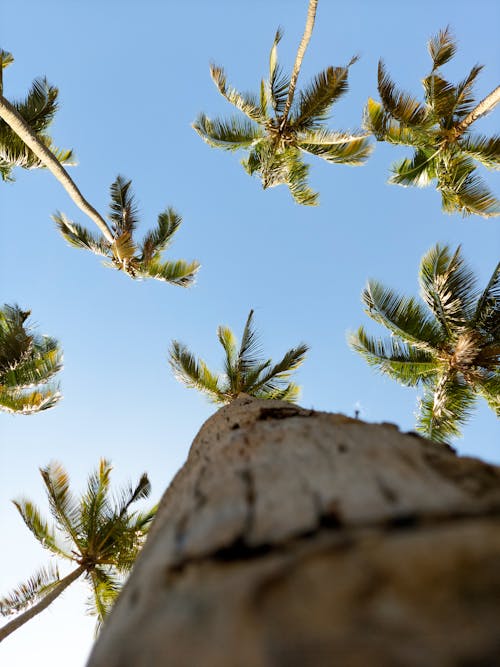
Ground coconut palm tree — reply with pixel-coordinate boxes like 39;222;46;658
170;310;309;403
193;0;371;206
364;27;500;217
54;175;200;285
349;244;500;443
0;304;62;415
0;460;156;641
0;49;74;182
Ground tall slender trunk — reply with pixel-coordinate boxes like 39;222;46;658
0;95;114;243
280;0;319;130
87;397;500;667
456;85;500;135
0;564;85;642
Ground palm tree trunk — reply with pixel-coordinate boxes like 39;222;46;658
0;564;85;642
87;397;500;667
0;95;114;243
280;0;318;129
455;85;500;135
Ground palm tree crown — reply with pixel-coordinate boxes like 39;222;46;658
193;27;371;205
0;49;74;182
349;244;500;443
0;460;156;639
0;304;62;415
364;27;500;217
170;309;309;404
54;175;200;286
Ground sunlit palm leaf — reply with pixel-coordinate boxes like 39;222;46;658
137;258;199;286
473;261;500;329
459;134;500;169
377;61;428;127
439;163;500;217
349;326;438;386
193;113;263;151
453;64;483;118
140;208;182;262
41;462;82;547
299;133;372;165
54;212;109;256
293;58;357;130
422;73;456;119
2;343;62;389
389;150;435;186
169;341;222;402
268;28;289;116
428;26;456;70
12;499;71;559
209;64;266;124
86;567;122;633
417;374;476;442
0;563;60;616
109;176;139;235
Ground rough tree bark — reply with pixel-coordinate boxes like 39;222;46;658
87;396;500;667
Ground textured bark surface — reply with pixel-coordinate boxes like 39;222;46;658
87;396;500;667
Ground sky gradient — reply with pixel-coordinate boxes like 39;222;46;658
1;1;499;664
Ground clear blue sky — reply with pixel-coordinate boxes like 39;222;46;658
1;1;499;664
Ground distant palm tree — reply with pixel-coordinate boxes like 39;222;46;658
54;175;200;285
0;304;62;415
349;244;499;443
0;50;74;182
170;309;309;403
0;460;156;641
193;0;371;205
365;27;500;217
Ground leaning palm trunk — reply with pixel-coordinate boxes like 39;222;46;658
280;0;318;128
0;95;113;243
87;396;500;667
456;84;500;135
0;565;84;642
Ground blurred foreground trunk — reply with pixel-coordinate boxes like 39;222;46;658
88;396;500;667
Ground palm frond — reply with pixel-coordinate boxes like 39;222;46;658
1;341;62;389
477;374;500;415
86;567;122;633
283;149;318;205
422;73;456;120
458;133;500;169
0;385;61;415
293;57;358;130
40;462;82;548
268;28;290;116
439;161;500;217
389;149;435;187
12;499;71;559
209;64;266;124
362;280;443;350
116;473;151;517
261;382;301;402
79;460;112;552
348;326;438;386
108;176;139;235
236;310;262;376
0;563;60;616
453;64;483;119
169;341;222;402
252;343;308;399
473;261;500;330
217;324;238;388
299;131;372;165
363;98;424;146
54;212;110;256
419;244;478;331
427;27;456;70
417;373;476;442
137;257;200;287
377;60;428;127
139;208;182;262
192;113;263;151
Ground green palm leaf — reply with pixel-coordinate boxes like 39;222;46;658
192;113;263;151
86;567;122;633
53;213;109;256
108;176;139;235
473;261;500;330
377;61;428;127
299;131;372;165
2;342;62;389
209;64;266;124
268;28;290;116
0;564;60;616
459;134;500;169
137;257;199;287
169;341;222;402
439;160;500;217
389;149;435;187
41;462;82;547
428;26;456;70
293;58;357;130
453;64;483;119
417;373;476;442
348;326;438;386
140;208;182;262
